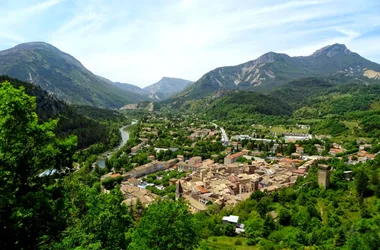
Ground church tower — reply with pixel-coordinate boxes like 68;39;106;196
176;180;183;200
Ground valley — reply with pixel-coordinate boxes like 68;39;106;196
1;42;380;250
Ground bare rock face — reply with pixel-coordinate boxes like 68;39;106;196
364;69;380;80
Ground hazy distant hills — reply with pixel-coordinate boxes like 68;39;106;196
114;77;192;101
143;77;192;100
0;42;150;108
178;44;380;100
114;82;148;96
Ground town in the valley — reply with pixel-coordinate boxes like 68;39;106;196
99;113;377;219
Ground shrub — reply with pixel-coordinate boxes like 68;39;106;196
224;224;236;236
246;238;260;246
235;239;242;245
101;175;123;190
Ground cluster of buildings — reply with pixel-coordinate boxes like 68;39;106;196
224;151;248;164
101;159;178;182
188;128;218;141
120;184;158;207
103;151;313;211
174;154;312;213
348;149;376;164
131;138;148;154
232;133;312;144
140;127;159;137
284;133;312;143
125;159;178;179
102;120;379;215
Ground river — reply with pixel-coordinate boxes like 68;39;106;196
95;119;137;168
39;120;137;176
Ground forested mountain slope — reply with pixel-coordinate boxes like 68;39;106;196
0;76;123;148
0;42;148;108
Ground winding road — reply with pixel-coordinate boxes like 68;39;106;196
211;122;229;146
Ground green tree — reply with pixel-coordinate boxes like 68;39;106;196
224;223;236;236
0;82;77;249
263;215;276;238
245;212;264;239
286;143;296;156
129;199;199;250
334;229;346;247
250;190;265;201
327;212;341;228
48;182;132;250
356;169;370;200
132;198;146;221
278;207;292;226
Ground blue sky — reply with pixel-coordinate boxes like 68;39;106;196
1;0;380;87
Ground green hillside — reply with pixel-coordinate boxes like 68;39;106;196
0;76;124;148
176;44;380;100
0;42;149;108
205;91;292;119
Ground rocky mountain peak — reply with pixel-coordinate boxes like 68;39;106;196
255;52;290;64
311;43;353;57
143;77;193;100
13;42;58;51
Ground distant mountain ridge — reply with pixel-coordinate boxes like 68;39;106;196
113;77;192;101
143;77;192;100
163;76;380;130
114;82;148;96
178;44;380;100
0;42;149;108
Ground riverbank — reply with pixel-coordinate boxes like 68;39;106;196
96;119;137;168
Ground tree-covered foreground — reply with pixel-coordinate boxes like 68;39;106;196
0;82;198;250
1;81;380;250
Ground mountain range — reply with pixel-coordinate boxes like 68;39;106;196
1;42;379;109
177;44;380;100
0;42;192;108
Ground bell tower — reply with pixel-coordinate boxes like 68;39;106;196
176;180;183;200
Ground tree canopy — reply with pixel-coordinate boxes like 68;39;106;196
0;81;77;249
129;199;199;250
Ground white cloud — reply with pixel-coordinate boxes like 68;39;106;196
336;28;361;40
2;0;62;26
0;0;62;45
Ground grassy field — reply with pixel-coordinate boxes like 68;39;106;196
342;120;359;131
297;118;323;124
198;236;258;250
270;125;309;134
333;120;370;143
252;124;309;134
